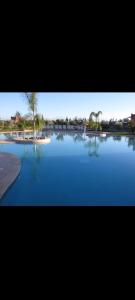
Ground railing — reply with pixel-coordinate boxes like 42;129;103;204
43;125;85;130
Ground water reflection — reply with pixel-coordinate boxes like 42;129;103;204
2;132;135;159
4;133;13;140
56;133;64;141
21;144;44;161
113;136;122;141
33;144;44;160
98;136;108;143
85;136;100;157
127;137;135;151
21;144;44;182
73;133;86;143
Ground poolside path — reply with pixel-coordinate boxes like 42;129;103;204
0;152;21;199
0;140;15;144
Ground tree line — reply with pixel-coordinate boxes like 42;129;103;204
0;93;135;133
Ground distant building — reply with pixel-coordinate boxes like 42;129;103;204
131;114;135;122
123;118;129;124
10;115;22;125
123;114;135;123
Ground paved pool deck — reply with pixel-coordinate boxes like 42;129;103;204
0;140;15;144
0;152;21;199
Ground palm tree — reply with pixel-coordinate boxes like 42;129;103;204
89;111;102;132
95;111;102;123
89;112;95;121
95;111;102;132
24;93;38;138
35;114;45;137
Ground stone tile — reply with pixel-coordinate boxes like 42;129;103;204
0;152;21;199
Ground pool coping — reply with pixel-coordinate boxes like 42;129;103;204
0;152;21;199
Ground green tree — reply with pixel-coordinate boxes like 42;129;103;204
89;112;94;119
88;119;95;130
115;122;123;131
128;120;135;134
24;93;38;137
89;111;102;132
35;114;45;133
17;119;27;138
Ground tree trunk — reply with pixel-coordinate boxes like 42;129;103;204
33;111;36;139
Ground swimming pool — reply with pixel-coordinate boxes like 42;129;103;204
0;132;135;205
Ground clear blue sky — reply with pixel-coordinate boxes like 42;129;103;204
0;93;135;120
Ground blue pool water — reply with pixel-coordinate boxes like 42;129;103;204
0;132;135;205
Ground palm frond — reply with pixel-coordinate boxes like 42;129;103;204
25;93;38;114
97;111;102;116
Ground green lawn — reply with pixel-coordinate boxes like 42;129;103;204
110;132;135;136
